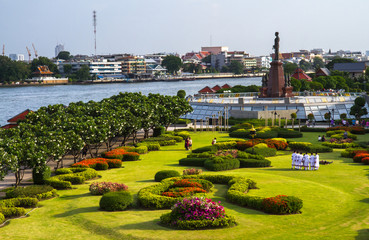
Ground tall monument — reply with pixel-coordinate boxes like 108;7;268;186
260;32;293;98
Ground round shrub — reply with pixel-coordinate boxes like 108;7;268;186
175;131;190;140
106;159;122;168
99;191;133;211
239;159;271;168
262;195;303;214
341;148;368;158
132;146;148;154
254;143;268;149
0;212;4;224
353;153;369;163
155;170;181;182
94;162;109;170
245;147;277;157
32;166;51;185
362;157;369;165
55;168;73;175
90;182;128;195
123;152;140;161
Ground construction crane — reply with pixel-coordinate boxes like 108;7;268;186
32;43;38;58
26;46;31;63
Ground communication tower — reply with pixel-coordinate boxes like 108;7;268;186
93;10;97;57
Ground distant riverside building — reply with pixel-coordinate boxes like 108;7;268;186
210;50;254;70
55;44;64;57
120;56;146;75
256;56;272;69
291;68;312;81
333;62;368;78
89;59;122;77
201;46;229;55
145;53;168;65
9;54;25;61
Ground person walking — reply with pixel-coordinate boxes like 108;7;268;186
314;153;320;170
291;151;296;169
185;138;189;150
188;137;192;150
309;153;315;170
212;138;217;145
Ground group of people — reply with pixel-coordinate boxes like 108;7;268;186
318;135;326;142
185;137;192;150
291;151;320;170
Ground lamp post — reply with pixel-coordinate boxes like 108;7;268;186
249;125;256;153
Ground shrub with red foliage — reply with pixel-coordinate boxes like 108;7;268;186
72;158;122;170
353;153;369;163
162;187;207;198
362;157;369;165
262;195;302;214
236;141;254;151
327;126;365;134
236;139;288;150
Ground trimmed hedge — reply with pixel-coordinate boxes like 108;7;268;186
229;129;249;138
5;185;57;200
239;158;271;168
0;197;38;208
160;212;237;230
0;207;26;218
0;212;4;224
55;168;73;175
155;170;181;182
245;147;277;157
214;141;237;150
307;144;333;153
122;152;140;161
277;130;303;138
187;152;213;159
237;151;265;160
32;166;51;185
288;142;312;151
46;168;98;189
229;123;252;132
203;157;240;171
131;146;148;154
174;131;191;140
179;158;207;167
99;191;133;211
299;126;326;132
322;142;358;149
161;134;183;143
192;145;217;153
341;148;368;158
137;142;161;151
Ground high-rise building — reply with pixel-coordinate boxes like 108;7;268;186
9;54;25;61
55;44;64;57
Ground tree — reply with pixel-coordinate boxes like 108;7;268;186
307;113;315;121
326;57;356;70
299;60;312;72
162;55;182;75
350;97;368;120
31;56;59;74
201;55;211;64
75;65;91;81
0;56;30;82
312;57;325;70
340;113;347;120
228;61;244;74
283;62;298;75
63;64;72;75
177;90;186;99
291;77;302;91
57;51;71;60
309;81;323;91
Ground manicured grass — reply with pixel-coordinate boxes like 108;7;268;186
1;131;369;240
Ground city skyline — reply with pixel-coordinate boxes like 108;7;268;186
1;0;368;58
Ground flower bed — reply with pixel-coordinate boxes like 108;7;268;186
262;195;303;214
89;182;128;195
341;148;368;158
160;197;236;230
183;168;202;176
353;153;369;163
326;126;365;134
71;158;122;169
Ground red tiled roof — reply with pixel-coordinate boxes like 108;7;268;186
34;65;53;75
1;124;18;129
7;109;32;124
199;51;211;57
221;84;231;89
212;85;222;91
291;68;312;81
198;86;215;93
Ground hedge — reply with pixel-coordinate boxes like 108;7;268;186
0;212;4;224
245;147;277;157
5;185;57;200
299;126;326;132
229;123;252;132
322;142;358;149
0;197;38;208
99;191;133;211
174;131;191;140
45;168;98;189
161;134;183;143
229;129;249;138
192;145;217;153
341;148;368;158
155;170;181;182
32;166;51;185
187;152;213;159
203;157;240;171
55;168;73;175
277;130;303;138
214;141;237;150
131;146;148;154
237;151;265;160
239;159;271;168
122;152;140;161
160;212;237;230
0;207;26;218
326;130;345;137
179;158;207;167
137;142;161;151
307;144;333;153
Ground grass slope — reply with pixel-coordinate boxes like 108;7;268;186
1;131;369;240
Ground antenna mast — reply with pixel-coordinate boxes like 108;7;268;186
93;10;97;58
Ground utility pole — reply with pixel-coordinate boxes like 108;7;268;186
93;10;97;58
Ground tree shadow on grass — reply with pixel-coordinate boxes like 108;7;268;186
119;220;171;232
260;168;297;172
54;206;98;218
355;229;369;240
164;163;180;167
359;198;369;204
135;179;155;183
58;192;92;200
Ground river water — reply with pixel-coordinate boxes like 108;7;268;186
0;77;261;126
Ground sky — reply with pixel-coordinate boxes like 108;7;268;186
1;0;368;58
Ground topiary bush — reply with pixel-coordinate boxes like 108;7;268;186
179;158;207;167
55;168;73;175
341;148;368;158
137;142;161;151
0;197;38;208
239;159;271;168
353;153;369;163
214;141;237;150
204;157;240;171
32;166;51;185
131;146;148;154
155;170;181;182
5;185;57;200
99;191;133;211
94;162;109;170
174;131;190;140
277;130;303;138
0;212;4;224
245;147;277;157
122;152;140;161
89;182;128;195
192;145;217;153
229;122;252;132
45;168;98;189
262;195;303;214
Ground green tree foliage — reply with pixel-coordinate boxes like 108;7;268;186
177;90;186;99
326;57;356;70
217;85;260;93
350;97;368;120
31;56;59;74
283;62;298;74
201;55;211;64
75;65;91;81
312;57;325;70
313;76;349;91
56;51;71;60
299;60;312;72
228;61;244;74
309;81;323;91
0;56;31;82
63;64;72;75
291;77;302;91
162;55;183;75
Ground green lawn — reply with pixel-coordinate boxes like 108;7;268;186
1;131;369;240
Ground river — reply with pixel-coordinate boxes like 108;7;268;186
0;77;261;126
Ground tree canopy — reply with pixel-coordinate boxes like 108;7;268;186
162;55;183;75
228;61;244;74
283;62;298;74
56;51;71;60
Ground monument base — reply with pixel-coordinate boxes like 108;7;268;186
282;86;294;98
259;87;268;98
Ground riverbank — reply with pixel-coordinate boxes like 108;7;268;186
0;73;264;88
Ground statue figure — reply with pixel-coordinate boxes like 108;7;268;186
262;74;267;87
273;32;280;61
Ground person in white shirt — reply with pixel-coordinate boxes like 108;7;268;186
303;153;310;170
297;152;302;170
314;153;320;170
318;135;322;141
291;151;296;169
309;153;315;170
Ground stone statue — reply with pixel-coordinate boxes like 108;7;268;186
273;32;280;61
262;74;267;87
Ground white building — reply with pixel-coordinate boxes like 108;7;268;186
256;56;272;69
56;59;122;78
201;46;229;55
9;54;25;61
55;44;64;57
